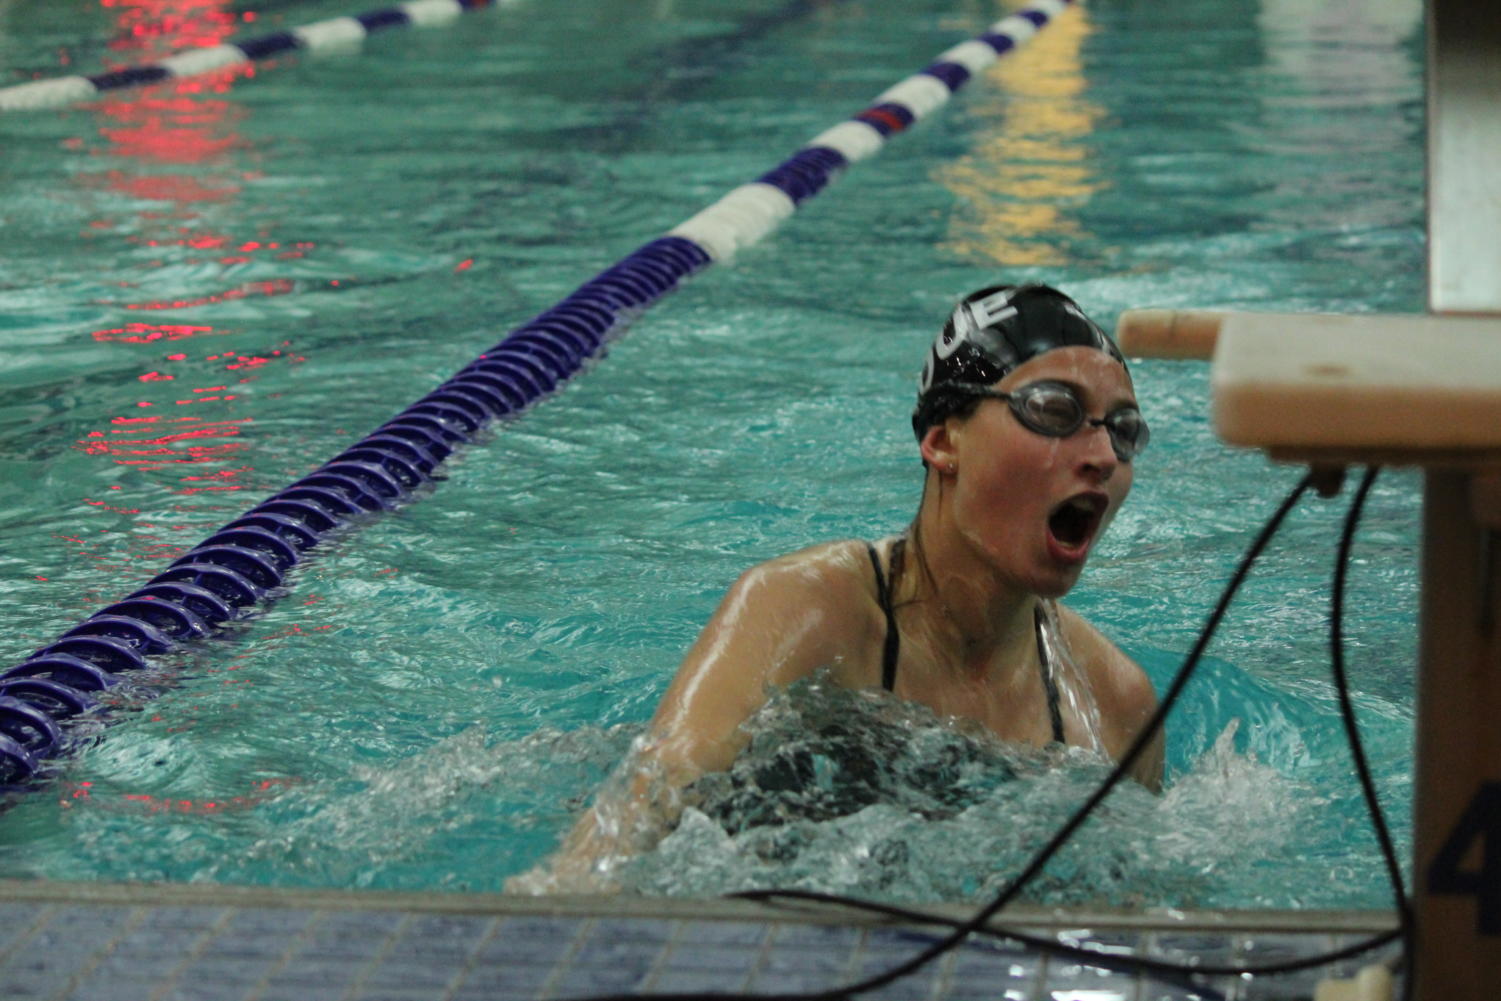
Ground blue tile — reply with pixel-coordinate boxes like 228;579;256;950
392;914;489;954
760;946;849;978
1241;971;1331;1000
744;966;844;994
946;947;1036;999
174;956;276;984
586;917;674;946
0;966;73;999
217;909;314;954
490;916;580;940
573;938;658;972
64;974;161;1001
0;902;47;952
295;934;385;960
659;943;761;973
361;956;457;989
156;977;259;1001
476;928;573;965
848;960;941;999
573;937;664;970
1044;958;1139;994
206;931;303;959
37;905;132;945
546;962;654;997
951;942;1038;978
674;920;769;946
297;912;402;957
855;978;934;1000
864;926;950;952
257;987;350;1001
105;927;208;961
137;906;225;932
267;956;366;988
1137;976;1236;1001
771;922;861;950
90;951;192;980
1237;933;1337;999
652;967;750;993
450;986;539;1001
1150;932;1239;964
454;961;555;993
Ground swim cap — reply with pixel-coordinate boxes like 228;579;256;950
912;284;1124;440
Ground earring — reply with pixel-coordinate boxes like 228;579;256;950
946;463;957;474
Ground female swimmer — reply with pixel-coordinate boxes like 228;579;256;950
513;283;1163;891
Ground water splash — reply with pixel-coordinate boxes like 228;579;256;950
205;723;635;888
1036;597;1106;752
599;678;1366;908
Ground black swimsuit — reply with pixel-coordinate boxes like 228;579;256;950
865;539;1067;745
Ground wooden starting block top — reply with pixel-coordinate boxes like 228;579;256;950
1117;309;1501;468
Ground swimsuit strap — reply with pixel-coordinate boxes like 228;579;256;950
1033;604;1067;744
870;541;1064;744
866;541;901;692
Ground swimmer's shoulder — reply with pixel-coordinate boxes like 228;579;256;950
739;538;886;591
719;539;892;678
730;539;885;618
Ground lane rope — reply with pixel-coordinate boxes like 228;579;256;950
0;0;505;112
0;0;1076;786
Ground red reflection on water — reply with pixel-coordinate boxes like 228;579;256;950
86;0;253;208
101;0;239;52
74;414;251;468
83;497;144;514
92;321;215;343
125;278;297;310
59;776;303;814
98;98;246;165
94;169;239;202
49;526;183;573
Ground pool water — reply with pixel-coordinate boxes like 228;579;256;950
0;0;1425;910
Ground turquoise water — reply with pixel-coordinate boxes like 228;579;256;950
0;0;1424;909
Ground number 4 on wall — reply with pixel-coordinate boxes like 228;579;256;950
1428;781;1501;935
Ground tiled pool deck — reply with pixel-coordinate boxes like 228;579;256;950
0;879;1399;1000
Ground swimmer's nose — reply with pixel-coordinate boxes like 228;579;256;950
1077;422;1119;482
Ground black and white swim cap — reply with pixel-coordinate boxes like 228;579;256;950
912;284;1124;440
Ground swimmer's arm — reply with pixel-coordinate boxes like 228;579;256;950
644;550;853;779
1059;608;1165;792
514;548;854;891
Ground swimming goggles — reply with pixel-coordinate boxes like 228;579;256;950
953;380;1150;462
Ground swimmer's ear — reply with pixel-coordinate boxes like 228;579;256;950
919;422;959;473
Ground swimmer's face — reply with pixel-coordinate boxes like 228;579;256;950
932;347;1136;598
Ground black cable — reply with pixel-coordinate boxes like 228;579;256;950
1328;466;1414;999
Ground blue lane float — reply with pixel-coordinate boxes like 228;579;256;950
0;0;1075;786
0;0;504;112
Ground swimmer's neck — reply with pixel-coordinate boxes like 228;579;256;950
900;515;1042;680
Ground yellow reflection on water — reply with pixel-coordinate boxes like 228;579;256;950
935;2;1106;267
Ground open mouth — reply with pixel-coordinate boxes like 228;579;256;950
1047;492;1108;553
